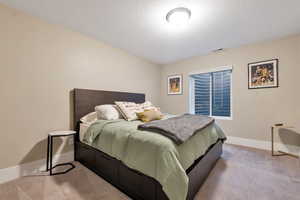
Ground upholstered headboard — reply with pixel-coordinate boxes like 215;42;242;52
73;88;145;135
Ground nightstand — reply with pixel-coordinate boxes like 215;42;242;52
46;130;76;175
271;124;300;158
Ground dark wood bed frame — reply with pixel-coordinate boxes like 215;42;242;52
73;88;223;200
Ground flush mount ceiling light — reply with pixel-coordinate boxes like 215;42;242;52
166;7;191;25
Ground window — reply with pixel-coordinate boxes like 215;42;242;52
189;68;232;118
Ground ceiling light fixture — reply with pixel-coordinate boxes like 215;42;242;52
213;48;224;53
166;7;191;25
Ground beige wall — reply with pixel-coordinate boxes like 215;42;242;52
296;38;300;123
160;35;300;145
0;4;161;169
1;2;300;170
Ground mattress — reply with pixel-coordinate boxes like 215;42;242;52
79;122;90;141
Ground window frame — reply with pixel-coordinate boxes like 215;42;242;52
189;66;233;120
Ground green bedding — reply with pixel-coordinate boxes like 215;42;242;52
83;116;226;200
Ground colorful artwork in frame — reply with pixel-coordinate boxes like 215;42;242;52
167;74;182;95
248;59;279;89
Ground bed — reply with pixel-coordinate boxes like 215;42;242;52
73;88;224;200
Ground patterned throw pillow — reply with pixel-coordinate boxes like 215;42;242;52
140;101;159;111
115;101;158;121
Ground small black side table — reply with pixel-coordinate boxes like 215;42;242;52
46;130;76;175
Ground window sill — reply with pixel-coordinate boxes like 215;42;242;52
210;116;232;120
189;112;233;120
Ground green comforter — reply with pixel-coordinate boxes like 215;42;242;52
83;117;226;200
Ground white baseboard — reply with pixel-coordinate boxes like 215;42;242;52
0;151;74;184
226;136;300;156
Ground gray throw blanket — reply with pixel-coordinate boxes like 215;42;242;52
138;114;215;144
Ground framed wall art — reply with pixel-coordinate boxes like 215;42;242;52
167;74;182;95
248;59;279;89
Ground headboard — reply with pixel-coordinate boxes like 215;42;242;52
73;88;145;137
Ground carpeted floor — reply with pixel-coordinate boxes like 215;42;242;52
1;144;299;200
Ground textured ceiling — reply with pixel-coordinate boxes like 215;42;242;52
1;0;300;64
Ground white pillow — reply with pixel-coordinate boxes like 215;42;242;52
80;112;97;125
95;104;121;120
